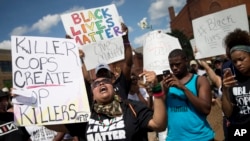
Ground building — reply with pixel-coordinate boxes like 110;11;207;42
169;0;250;39
0;49;12;88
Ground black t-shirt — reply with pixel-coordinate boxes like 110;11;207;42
66;100;153;141
0;112;30;141
113;73;130;100
226;78;250;140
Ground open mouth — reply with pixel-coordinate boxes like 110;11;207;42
100;86;107;93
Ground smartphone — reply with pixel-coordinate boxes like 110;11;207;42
163;70;171;77
223;68;233;76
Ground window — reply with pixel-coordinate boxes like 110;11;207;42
0;61;12;72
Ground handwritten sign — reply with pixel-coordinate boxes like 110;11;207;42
143;31;182;75
61;4;122;46
26;125;57;141
11;36;90;126
82;36;124;70
192;4;249;59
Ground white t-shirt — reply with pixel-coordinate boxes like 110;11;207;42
128;87;149;101
197;69;206;76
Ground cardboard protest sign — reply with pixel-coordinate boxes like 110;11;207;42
82;36;124;70
192;4;249;59
143;30;182;75
61;4;123;46
11;36;90;126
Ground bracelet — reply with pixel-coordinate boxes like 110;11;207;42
153;91;164;97
123;42;130;45
152;83;162;93
152;83;164;97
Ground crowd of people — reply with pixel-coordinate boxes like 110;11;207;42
1;20;250;141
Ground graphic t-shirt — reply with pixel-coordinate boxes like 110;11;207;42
66;100;153;141
226;77;250;140
86;114;126;140
228;77;250;124
0;112;30;141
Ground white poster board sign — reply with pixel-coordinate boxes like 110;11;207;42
190;38;203;59
61;4;123;46
143;31;182;75
82;37;124;70
11;36;90;126
192;4;249;59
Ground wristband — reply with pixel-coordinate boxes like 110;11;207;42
153;91;164;97
123;42;130;46
152;83;164;97
152;83;162;93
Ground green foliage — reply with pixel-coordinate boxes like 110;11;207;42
167;29;194;60
3;80;12;90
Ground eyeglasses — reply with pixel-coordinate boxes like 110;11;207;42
91;78;112;89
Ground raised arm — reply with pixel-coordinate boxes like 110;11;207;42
121;23;133;80
140;70;166;131
199;60;222;89
221;69;238;117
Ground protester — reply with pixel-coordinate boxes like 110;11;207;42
128;73;156;141
222;28;250;140
162;49;214;141
199;60;222;98
199;60;226;140
189;59;206;76
47;70;166;141
81;23;133;101
0;89;31;141
213;58;223;77
128;73;150;107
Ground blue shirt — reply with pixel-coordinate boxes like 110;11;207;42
166;74;214;141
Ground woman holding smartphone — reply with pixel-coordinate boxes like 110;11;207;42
222;28;250;141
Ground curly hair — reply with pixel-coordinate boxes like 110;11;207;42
224;28;250;58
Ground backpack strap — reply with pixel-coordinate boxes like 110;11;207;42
123;100;137;118
128;102;137;118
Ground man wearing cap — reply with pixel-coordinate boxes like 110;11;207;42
0;90;30;141
189;60;206;76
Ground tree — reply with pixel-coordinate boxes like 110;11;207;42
167;29;194;60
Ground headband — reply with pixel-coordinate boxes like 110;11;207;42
230;45;250;54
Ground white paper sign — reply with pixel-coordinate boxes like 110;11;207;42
143;31;182;75
192;4;249;59
11;36;90;126
82;37;124;70
60;4;123;46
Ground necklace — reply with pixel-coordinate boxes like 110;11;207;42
97;114;115;128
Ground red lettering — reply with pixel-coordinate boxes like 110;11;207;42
70;27;81;36
71;13;81;24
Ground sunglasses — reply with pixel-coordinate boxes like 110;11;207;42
91;78;112;89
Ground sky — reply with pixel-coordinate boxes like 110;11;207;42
0;0;186;50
